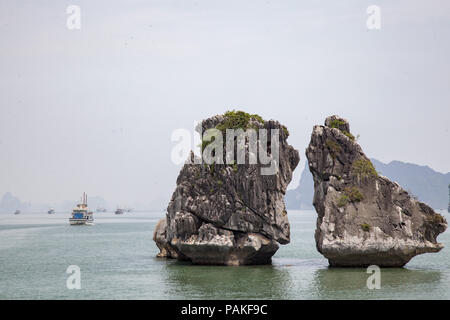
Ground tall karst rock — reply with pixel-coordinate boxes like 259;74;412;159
306;115;447;267
154;111;299;265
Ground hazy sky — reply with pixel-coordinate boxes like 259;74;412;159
1;0;449;207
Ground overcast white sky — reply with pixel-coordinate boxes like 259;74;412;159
0;0;449;207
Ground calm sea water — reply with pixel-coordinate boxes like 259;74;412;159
0;210;449;300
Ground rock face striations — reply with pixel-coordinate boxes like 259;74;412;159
448;184;450;213
306;115;447;267
154;111;299;265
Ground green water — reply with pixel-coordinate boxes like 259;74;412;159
0;210;449;300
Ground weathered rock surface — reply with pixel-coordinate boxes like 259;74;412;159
154;111;299;265
306;115;447;267
153;218;180;258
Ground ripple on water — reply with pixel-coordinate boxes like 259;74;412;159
0;210;449;299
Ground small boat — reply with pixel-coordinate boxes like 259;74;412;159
69;193;94;225
96;207;107;213
48;208;55;214
115;208;124;215
14;210;21;215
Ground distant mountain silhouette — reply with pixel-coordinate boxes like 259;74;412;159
0;192;29;213
0;193;110;213
285;162;314;210
370;159;450;210
0;193;169;213
286;159;450;211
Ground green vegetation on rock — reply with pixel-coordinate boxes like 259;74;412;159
329;119;355;141
336;186;364;207
427;213;446;224
361;223;371;232
342;131;355;141
281;125;290;137
352;158;378;179
329;119;346;129
337;194;350;207
344;186;364;202
326;138;341;158
216;110;264;132
201;110;265;153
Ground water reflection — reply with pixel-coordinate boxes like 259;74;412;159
161;258;446;299
311;267;443;299
162;260;294;299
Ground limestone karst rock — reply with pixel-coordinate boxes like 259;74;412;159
154;111;299;265
153;218;179;259
306;115;447;267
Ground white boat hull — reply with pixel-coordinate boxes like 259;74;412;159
69;219;94;226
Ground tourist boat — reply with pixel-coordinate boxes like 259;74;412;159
14;210;20;215
48;208;55;214
115;208;124;215
69;193;94;225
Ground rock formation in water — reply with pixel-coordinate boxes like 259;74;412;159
153;111;299;265
448;184;450;213
153;218;179;258
306;115;447;267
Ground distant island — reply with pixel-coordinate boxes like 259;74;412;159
0;193;108;214
286;158;450;211
0;192;169;214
